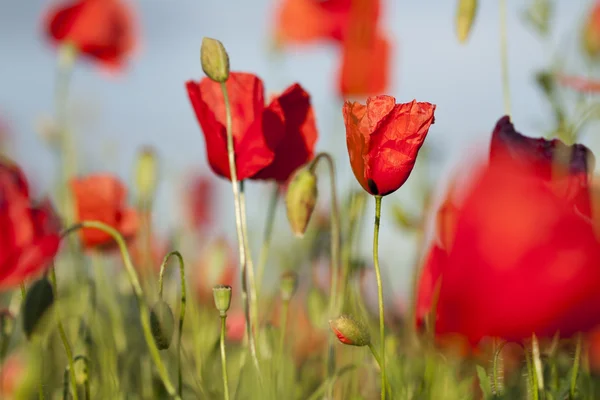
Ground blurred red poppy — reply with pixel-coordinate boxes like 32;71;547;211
0;160;60;290
193;237;237;304
71;174;138;248
344;96;436;196
582;1;600;58
44;0;137;70
558;74;600;93
416;117;600;344
184;174;214;231
0;352;25;398
274;0;380;45
186;73;318;182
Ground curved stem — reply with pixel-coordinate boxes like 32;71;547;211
372;196;387;400
48;267;79;400
499;0;511;116
61;221;180;399
219;82;260;376
571;333;582;398
220;315;230;400
158;251;187;397
256;184;279;296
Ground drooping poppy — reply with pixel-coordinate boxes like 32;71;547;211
416;117;600;344
0;160;60;290
70;174;138;248
44;0;137;70
343;96;436;196
186;72;318;182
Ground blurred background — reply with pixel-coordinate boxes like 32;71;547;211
1;0;597;301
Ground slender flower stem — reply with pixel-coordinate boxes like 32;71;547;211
492;339;505;395
571;333;582;398
256;184;279;296
277;299;290;384
48;267;79;400
525;346;539;400
220;315;230;400
239;182;259;342
61;221;180;399
368;343;392;396
158;251;187;397
531;334;544;392
499;0;511;116
219;82;261;376
372;196;387;400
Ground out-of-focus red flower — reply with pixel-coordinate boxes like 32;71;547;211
0;160;60;290
274;0;380;45
71;174;138;248
416;117;600;344
44;0;137;70
186;73;318;182
184;174;214;231
0;352;25;398
344;96;436;196
582;1;600;58
225;309;246;342
557;74;600;93
193;237;237;304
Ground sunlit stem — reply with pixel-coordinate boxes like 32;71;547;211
531;334;544;392
158;251;187;397
277;298;290;392
220;315;230;400
499;0;511;116
239;182;259;342
571;333;583;398
372;196;388;400
219;82;261;377
256;184;279;296
48;267;79;400
61;221;180;399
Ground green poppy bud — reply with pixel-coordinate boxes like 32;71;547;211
285;167;318;238
150;300;175;350
456;0;478;43
134;146;159;206
22;278;54;340
213;284;232;316
280;271;298;302
201;37;230;83
329;315;371;347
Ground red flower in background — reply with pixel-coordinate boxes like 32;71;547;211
558;74;600;93
44;0;137;70
186;72;318;182
0;160;60;290
274;0;380;45
344;96;436;196
184;174;214;231
582;1;600;58
416;117;600;344
193;238;237;304
71;174;138;248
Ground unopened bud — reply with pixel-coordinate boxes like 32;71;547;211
201;37;230;83
74;356;89;386
329;315;370;347
456;0;478;43
22;278;55;340
285;167;318;237
280;271;298;302
135;146;159;205
213;285;232;316
150;300;175;350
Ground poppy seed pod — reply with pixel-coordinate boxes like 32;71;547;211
150;300;175;350
213;285;232;316
456;0;478;43
22;278;55;340
329;315;371;347
280;271;298;302
201;37;230;83
134;146;159;205
285;167;318;237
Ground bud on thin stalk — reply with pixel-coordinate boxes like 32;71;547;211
456;0;478;43
150;300;175;350
280;271;298;302
135;146;159;207
285;167;318;238
213;285;233;316
201;37;230;83
329;315;371;347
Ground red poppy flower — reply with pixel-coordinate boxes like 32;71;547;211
416;118;600;344
558;74;600;93
582;1;600;58
343;96;436;196
193;238;236;304
44;0;137;70
71;174;138;248
183;173;214;231
186;73;318;182
0;160;60;290
274;0;379;45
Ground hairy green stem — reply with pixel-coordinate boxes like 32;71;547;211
61;221;180;399
571;333;582;399
525;346;539;400
220;315;230;400
532;334;544;392
158;251;187;397
492;339;505;395
48;267;79;400
373;196;387;400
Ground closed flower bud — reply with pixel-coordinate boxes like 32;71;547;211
213;285;232;316
150;300;175;350
329;315;370;347
285;167;318;237
456;0;478;43
74;356;89;386
134;146;159;205
201;37;230;83
280;271;298;302
22;278;55;340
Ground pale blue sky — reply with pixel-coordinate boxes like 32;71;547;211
0;0;595;299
